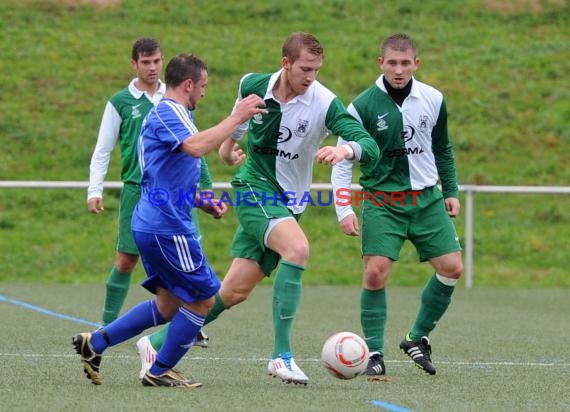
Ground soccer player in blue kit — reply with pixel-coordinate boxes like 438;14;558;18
72;53;267;388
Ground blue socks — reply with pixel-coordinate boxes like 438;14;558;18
91;300;165;353
150;307;205;376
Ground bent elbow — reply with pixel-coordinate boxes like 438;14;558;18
183;142;207;158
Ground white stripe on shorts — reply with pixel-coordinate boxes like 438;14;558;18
173;235;195;271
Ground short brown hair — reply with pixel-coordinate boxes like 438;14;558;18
282;32;324;63
131;37;162;61
165;54;208;88
381;33;417;57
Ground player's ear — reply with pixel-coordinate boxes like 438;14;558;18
185;78;194;92
282;56;290;70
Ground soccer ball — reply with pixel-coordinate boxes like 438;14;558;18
321;331;369;379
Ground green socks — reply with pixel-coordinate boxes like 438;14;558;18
102;267;132;325
147;294;228;351
272;260;304;358
149;324;169;350
410;274;455;340
360;288;387;355
204;293;229;325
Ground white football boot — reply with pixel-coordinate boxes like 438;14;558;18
135;335;157;380
267;352;309;385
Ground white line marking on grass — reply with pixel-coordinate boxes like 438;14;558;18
1;353;568;368
2;295;568;369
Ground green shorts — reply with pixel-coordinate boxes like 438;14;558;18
361;185;461;262
116;183;140;255
191;207;202;242
230;178;299;275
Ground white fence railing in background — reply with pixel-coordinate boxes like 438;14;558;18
1;181;569;288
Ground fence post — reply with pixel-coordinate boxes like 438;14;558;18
465;188;474;288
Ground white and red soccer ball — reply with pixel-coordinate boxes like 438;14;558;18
321;331;369;379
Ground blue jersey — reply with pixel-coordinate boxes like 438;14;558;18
132;98;201;235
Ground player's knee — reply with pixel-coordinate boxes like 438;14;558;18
190;296;216;316
363;269;388;289
450;263;463;279
281;241;309;265
223;286;253;307
155;299;178;321
115;253;138;272
439;261;463;279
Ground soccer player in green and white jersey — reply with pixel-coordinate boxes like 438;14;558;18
87;38;165;326
332;33;463;377
87;38;209;350
217;32;379;385
138;32;379;386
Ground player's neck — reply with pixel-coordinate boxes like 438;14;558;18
164;89;188;108
383;76;412;107
272;73;296;104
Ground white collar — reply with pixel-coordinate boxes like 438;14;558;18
128;78;166;99
376;75;419;97
264;69;314;106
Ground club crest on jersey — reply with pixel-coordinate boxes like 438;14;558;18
132;104;142;119
294;119;309;137
419;115;429;131
252;113;264;125
377;113;389;131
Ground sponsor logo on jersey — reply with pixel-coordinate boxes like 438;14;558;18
376;113;389;131
401;125;415;142
294;119;309;137
253;145;300;160
384;124;424;158
275;126;293;143
386;146;425;158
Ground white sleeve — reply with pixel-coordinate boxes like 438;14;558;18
230;97;250;141
231;74;252;141
87;102;121;200
332;136;356;222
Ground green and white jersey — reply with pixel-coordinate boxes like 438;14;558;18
332;75;458;221
87;78;165;199
231;70;378;214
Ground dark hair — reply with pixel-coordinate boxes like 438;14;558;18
131;37;162;61
282;32;324;63
381;33;417;57
165;54;208;88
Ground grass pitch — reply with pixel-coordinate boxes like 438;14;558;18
1;284;568;411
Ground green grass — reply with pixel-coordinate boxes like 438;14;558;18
0;0;569;287
1;284;568;411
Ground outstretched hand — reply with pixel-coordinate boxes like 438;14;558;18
227;143;246;166
199;198;228;219
233;94;267;123
315;145;350;166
